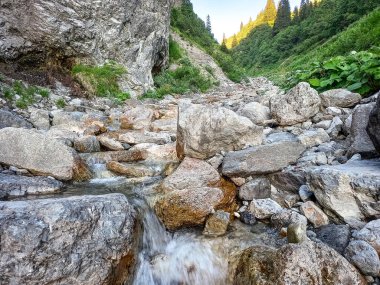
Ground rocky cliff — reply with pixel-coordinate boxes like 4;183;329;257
0;0;172;94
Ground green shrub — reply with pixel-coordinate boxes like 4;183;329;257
141;58;214;99
169;37;183;63
287;49;380;96
72;61;128;99
38;88;50;98
3;88;15;100
56;98;66;109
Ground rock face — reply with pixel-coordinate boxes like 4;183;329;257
0;194;137;285
0;127;91;181
320;89;362;108
0;110;33;129
307;160;380;226
0;0;172;93
0;173;63;199
270;82;321;126
348;103;377;157
177;103;263;159
367;94;380;153
222;142;306;177
232;241;365;285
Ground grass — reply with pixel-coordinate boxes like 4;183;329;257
56;98;66;109
140;58;214;100
72;61;130;102
169;36;183;63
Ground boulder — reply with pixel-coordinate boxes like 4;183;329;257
177;103;263;159
106;161;159;177
354;219;380;255
0;194;137;285
320;89;361;108
0;0;172;93
297;128;330;147
348;103;377;158
307;159;380;226
73;135;101;153
119;131;171;145
150;118;177;133
232;241;365;285
345;240;380;277
97;135;125;151
29;108;50;130
270;82;321;126
203;210;230;237
0;173;62;199
239;178;271;201
0;128;91;181
222;142;306;177
237;102;271;126
315;224;351;254
120;106;154;130
249;198;282;219
367;93;380;153
265;132;299;144
300;201;329;228
0;109;32;129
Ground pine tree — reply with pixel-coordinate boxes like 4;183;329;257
240;21;244;31
221;33;228;52
263;0;277;23
300;0;311;20
292;6;300;23
249;16;253;23
273;0;291;34
231;34;238;48
206;15;212;34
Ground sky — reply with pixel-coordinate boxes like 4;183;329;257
192;0;301;42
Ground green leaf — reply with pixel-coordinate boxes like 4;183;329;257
347;82;362;91
309;78;321;87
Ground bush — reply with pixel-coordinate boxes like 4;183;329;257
287;49;380;96
72;61;129;99
56;98;66;109
169;37;183;63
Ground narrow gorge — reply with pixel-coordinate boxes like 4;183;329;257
0;0;379;285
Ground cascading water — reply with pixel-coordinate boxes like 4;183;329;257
132;198;228;285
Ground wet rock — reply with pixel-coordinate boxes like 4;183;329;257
307;159;380;226
74;135;101;153
203;210;230;237
177;103;263;159
106;161;159;177
239;178;271;201
29;108;50;130
354;219;380;255
0;173;62;199
315;224;351;254
345;240;380;277
249;198;282;219
222;142;306;177
119;131;171;145
237;102;271;126
298;128;330;147
300;201;329;228
348;103;377;158
0;0;172;93
320;89;362;108
130;143;178;163
0;109;32;129
120;106;154;130
270;82;321;126
287;222;307;243
0;127;91;181
0;194;137;285
98;135;125;151
367;93;380;153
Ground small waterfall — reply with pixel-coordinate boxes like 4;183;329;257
132;198;228;285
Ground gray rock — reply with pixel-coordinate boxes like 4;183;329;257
354;219;380;255
348;103;377;158
345;240;380;276
237;102;271;126
326;106;342;116
315;224;351;254
298;151;328;166
0;0;172;94
177;103;263;159
270;167;307;193
287;222;307;243
120;106;154;130
307;159;380;226
0;194;137;285
239;177;271;201
265;131;299;144
119;131;172;145
298;128;330;147
98;135;125;151
320;89;362;108
29;108;50;130
239;211;257;225
203;210;230;237
0;173;62;198
326;116;343;138
270;82;321;126
0;109;32;129
207;154;224;169
222;142;306;177
74;135;101;153
249;198;283;219
314;120;332;130
367;93;380;154
271;209;308;229
299;185;314;202
0;127;91;181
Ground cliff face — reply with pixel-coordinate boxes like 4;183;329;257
0;0;172;94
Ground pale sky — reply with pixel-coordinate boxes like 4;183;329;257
192;0;301;42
